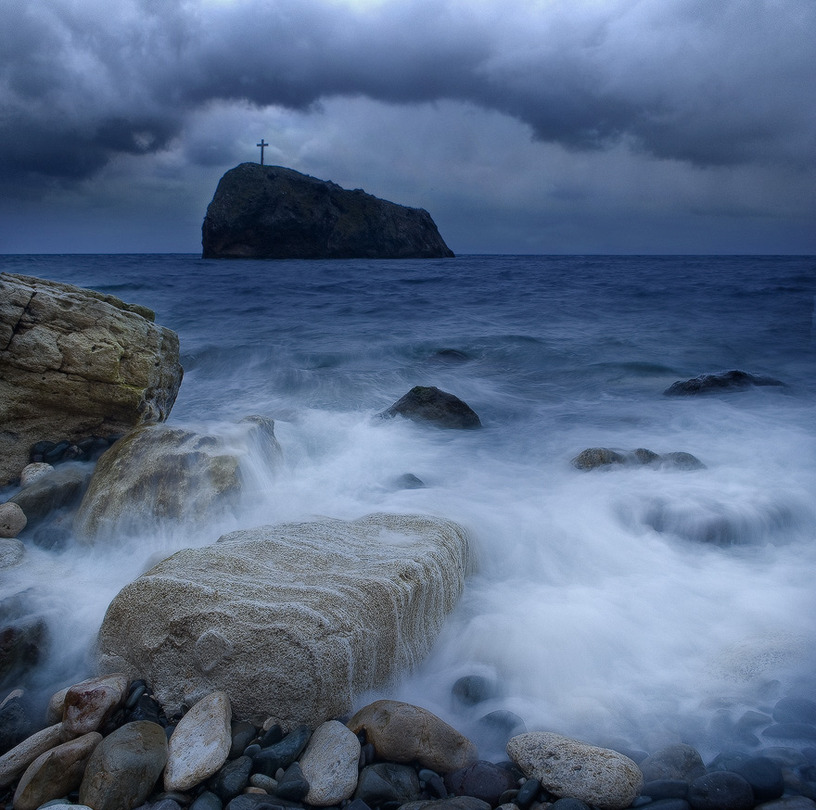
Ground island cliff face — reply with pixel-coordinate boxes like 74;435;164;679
201;163;454;259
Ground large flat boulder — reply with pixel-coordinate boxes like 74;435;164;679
96;513;473;726
201;163;455;259
0;273;183;486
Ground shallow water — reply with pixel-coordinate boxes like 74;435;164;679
2;253;815;758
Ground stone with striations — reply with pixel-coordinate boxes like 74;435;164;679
300;719;361;806
0;273;183;486
202;163;454;260
164;691;232;792
348;700;479;774
506;731;643;810
97;514;472;727
63;673;129;736
78;720;169;810
12;732;102;810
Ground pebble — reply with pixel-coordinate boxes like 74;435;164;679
642;779;689;800
506;731;643;810
300;719;361;806
12;731;102;810
0;501;27;538
190;790;224;810
444;760;517;805
251;724;311;777
273;761;309;801
354;762;423;805
687;771;754;810
0;722;63;788
78;720;169;810
451;675;497;707
229;721;258;759
348;699;479;774
730;756;785;803
210;754;253;801
63;673;130;735
164;691;232;792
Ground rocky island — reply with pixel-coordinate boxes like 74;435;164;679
201;163;454;259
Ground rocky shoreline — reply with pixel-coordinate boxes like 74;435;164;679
2;675;816;810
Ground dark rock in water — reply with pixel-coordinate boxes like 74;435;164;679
191;791;224;810
380;386;482;429
664;370;785;396
451;675;497;707
640;744;707;783
202;163;454;259
571;448;626;470
773;697;816;725
642;780;690;800
229;721;259;759
273;761;309;801
687;771;754;810
355;762;422;805
476;710;527;748
210;755;253;801
393;473;427;490
514;777;540;808
0;689;33;754
572;447;705;471
444;760;517;805
763;723;816;742
252;725;311;777
9;463;92;527
0;604;47;690
730;756;784;803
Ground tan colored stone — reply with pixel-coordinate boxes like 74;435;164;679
348;700;478;774
0;272;182;486
0;722;63;788
63;673;129;736
12;731;102;810
164;691;232;792
47;686;71;725
506;732;643;810
97;514;472;727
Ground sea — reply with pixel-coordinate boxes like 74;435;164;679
2;253;816;759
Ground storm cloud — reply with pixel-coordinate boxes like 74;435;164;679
3;0;814;188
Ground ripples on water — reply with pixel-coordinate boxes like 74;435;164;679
2;253;815;757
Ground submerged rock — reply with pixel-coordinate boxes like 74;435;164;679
664;369;784;396
0;273;183;486
202;163;454;259
74;417;282;541
380;386;482;429
571;447;704;471
96;513;473;726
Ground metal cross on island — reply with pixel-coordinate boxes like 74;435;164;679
257;139;268;165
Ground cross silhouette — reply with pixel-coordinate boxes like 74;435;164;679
257;139;268;165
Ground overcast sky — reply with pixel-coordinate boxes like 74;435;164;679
1;0;814;254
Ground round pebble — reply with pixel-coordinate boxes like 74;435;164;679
688;772;754;810
0;502;27;538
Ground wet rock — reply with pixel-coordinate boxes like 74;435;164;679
0;689;32;754
300;719;361;806
354;762;423;805
164;691;232;792
773;697;816;725
0;537;25;569
19;462;54;488
507;731;643;810
63;673;129;736
571;448;626;470
250;724;311;777
763;723;816;742
191;790;224;810
8;463;92;527
12;731;102;810
0;722;63;788
380;386;482;429
639;744;707;782
0;608;47;690
549;800;592;810
664;370;784;396
444;760;517;805
401;798;491;810
210;755;253;801
0;502;26;537
754;799;816;810
642;779;689;800
661;451;706;470
687;771;754;810
394;473;426;489
571;448;704;471
229;721;258;759
349;699;479;774
515;776;541;807
476;710;527;750
730;756;784;803
0;272;182;487
98;514;472;726
274;761;309;801
451;675;497;707
78;720;169;810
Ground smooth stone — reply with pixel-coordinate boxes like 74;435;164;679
639;801;691;810
687;771;754;810
444;760;517;805
20;463;54;488
451;675;497;707
515;777;541;807
571;447;626;470
477;710;527;748
550;800;592;810
63;673;129;736
763;723;816;741
226;796;291;810
354;762;422;805
0;502;27;537
507;731;643;810
210;755;253;801
348;699;478;774
164;691;232;792
755;799;816;810
393;473;426;489
0;537;25;568
300;719;361;806
661;451;706;470
9;464;92;526
230;721;258;759
249;773;277;791
773;698;816;725
78;720;169;810
273;761;308;801
639;744;707;782
13;731;102;810
258;725;283;747
0;722;63;788
730;756;784;803
642;779;690;799
251;725;311;777
191;790;224;810
0;689;32;752
400;799;491;810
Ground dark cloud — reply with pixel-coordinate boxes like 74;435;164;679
1;0;814;195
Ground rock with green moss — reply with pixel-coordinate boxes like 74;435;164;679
202;164;455;259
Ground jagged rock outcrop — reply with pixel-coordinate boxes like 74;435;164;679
96;513;473;726
201;163;455;259
0;274;183;486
